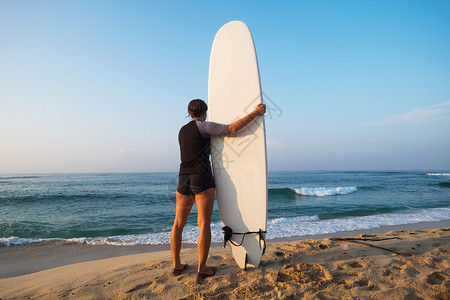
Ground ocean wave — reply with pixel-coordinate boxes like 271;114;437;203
3;208;449;247
437;181;450;188
356;185;384;191
269;215;320;224
0;236;51;247
268;188;298;197
292;186;358;197
68;232;172;246
269;186;359;197
264;207;450;239
426;173;450;176
0;176;42;180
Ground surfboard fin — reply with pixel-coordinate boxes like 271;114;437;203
244;253;248;271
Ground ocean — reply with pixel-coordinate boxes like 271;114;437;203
1;171;449;246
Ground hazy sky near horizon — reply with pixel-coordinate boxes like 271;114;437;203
1;0;450;173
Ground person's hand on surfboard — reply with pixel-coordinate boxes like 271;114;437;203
254;102;266;116
228;102;266;134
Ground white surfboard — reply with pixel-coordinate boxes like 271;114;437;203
208;21;267;269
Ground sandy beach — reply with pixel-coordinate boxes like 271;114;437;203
1;221;449;299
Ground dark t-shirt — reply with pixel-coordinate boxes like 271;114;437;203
178;119;228;175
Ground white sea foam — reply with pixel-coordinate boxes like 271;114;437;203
426;173;450;176
2;208;449;246
264;207;450;239
0;236;52;246
269;215;320;224
68;232;172;246
293;186;358;196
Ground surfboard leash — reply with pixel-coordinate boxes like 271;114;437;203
222;225;267;255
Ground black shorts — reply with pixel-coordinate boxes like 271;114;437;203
177;173;215;195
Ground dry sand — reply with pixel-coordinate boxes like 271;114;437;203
1;224;449;299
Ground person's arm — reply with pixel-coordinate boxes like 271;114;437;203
228;102;266;134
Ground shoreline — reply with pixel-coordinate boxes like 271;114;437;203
1;219;449;279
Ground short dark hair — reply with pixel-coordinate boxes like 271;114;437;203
188;99;208;118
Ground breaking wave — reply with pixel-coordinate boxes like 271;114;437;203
292;186;358;197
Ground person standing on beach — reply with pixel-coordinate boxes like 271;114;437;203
171;99;266;280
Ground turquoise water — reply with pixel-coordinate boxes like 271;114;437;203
1;171;449;245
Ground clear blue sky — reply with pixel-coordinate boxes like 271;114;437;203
1;0;449;173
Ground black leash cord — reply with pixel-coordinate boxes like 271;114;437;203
222;226;267;254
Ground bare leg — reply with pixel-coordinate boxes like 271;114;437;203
170;191;194;270
195;187;215;274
